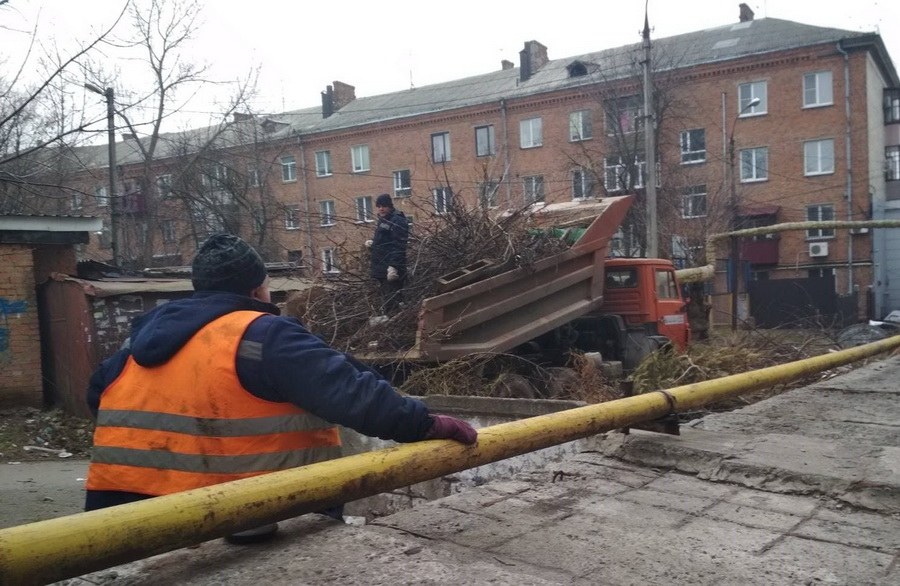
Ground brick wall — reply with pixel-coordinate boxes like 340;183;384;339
0;244;42;408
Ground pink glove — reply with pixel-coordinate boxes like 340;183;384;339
425;414;478;445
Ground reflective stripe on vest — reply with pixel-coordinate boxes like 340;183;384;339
86;310;341;496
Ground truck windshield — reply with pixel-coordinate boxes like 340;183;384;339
655;270;680;299
605;269;637;288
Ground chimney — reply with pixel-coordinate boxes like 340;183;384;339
501;59;514;71
332;81;356;110
321;85;334;119
232;112;253;123
519;40;549;83
739;3;754;22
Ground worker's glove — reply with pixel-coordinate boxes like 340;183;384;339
425;414;477;445
365;239;374;248
387;266;400;281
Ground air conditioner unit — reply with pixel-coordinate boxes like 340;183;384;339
849;227;869;235
809;242;829;257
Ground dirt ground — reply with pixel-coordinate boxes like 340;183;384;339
0;407;94;463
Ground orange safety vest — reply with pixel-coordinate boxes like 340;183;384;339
86;310;342;496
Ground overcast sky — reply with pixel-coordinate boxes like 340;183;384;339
5;0;900;132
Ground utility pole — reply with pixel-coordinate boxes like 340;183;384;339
85;83;119;267
642;10;658;258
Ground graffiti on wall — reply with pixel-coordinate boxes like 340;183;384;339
0;298;28;352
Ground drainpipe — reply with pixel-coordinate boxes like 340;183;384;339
298;137;315;269
837;41;854;294
500;99;512;206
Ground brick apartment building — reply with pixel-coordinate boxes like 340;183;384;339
25;4;900;321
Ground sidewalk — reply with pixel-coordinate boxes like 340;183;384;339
57;357;900;585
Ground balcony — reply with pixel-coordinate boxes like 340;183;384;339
741;237;779;265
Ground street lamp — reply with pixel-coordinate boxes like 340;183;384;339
85;83;119;267
728;96;761;332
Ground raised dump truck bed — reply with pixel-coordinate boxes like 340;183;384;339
359;195;634;363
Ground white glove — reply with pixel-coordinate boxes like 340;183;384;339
387;266;400;282
365;239;373;248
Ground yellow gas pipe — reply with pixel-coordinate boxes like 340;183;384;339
2;335;900;585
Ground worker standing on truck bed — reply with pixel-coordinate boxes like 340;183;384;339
366;193;409;314
83;233;476;543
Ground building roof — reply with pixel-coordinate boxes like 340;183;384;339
50;274;316;298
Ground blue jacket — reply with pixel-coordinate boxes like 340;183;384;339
370;209;409;280
87;291;432;453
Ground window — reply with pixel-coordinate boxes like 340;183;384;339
284;206;301;230
739;81;767;116
393;169;412;197
655;270;679;299
320;200;336;226
804;139;835;176
806;204;835;239
682;185;708;218
886;146;900;181
431;132;451;163
523;175;545;204
433;187;452;214
520;117;543;148
606;268;638;288
604;155;651;192
160;220;176;243
287;250;303;265
95;186;109;208
569;110;593;141
739;147;768;181
70;190;83;211
478;181;499;208
322;248;339;274
351;145;370;172
886;89;900;124
156;174;172;197
680;129;706;164
315;150;332;177
475;125;495;157
572;168;595;200
605;96;643;135
355;195;374;222
247;167;261;188
803;71;833;107
281;156;297;182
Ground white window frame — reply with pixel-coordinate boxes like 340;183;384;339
739;147;768;182
680;129;706;164
71;190;83;211
572;168;595;200
569;110;593;142
806;204;835;239
605;96;643;135
604;155;650;192
520;117;543;148
681;185;708;219
523;175;545;204
315;150;332;177
887;146;900;181
475;125;495;157
280;156;297;182
322;247;340;274
803;71;833;108
319;200;336;226
739;81;767;116
433;187;452;214
355;195;374;223
393;169;412;197
95;185;109;208
284;205;301;230
156;174;173;197
247;167;261;188
804;139;835;176
350;144;370;173
478;181;499;208
160;219;176;243
431;132;451;163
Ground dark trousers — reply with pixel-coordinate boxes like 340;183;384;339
378;278;404;313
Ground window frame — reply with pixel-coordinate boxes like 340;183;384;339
350;144;370;173
478;180;499;208
284;205;301;230
431;132;451;163
804;139;835;176
523;174;545;204
681;184;708;219
604;96;643;135
315;150;333;177
519;117;543;149
475;125;495;157
393;169;412;197
319;200;336;226
803;71;833;108
568;110;593;142
322;247;340;274
355;195;374;223
680;129;706;164
247;166;261;188
738;81;768;117
572;167;595;200
806;203;835;239
739;147;769;182
433;186;452;215
887;145;900;181
95;185;109;208
156;174;173;197
280;155;297;183
160;219;176;243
